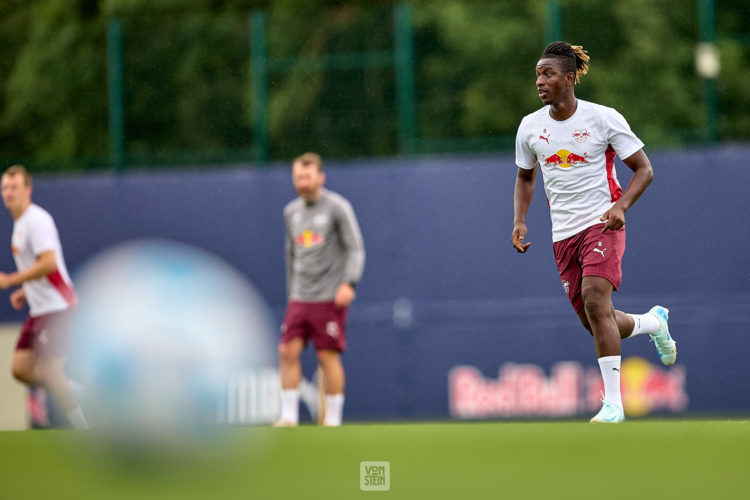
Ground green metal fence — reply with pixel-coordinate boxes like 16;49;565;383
2;0;743;172
248;4;416;162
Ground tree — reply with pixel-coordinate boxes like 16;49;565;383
0;0;747;171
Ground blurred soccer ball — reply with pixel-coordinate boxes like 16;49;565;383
69;239;275;452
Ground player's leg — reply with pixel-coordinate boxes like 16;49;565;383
581;276;625;423
276;302;308;426
276;336;304;426
572;225;625;422
11;315;44;385
578;307;637;339
11;349;41;385
36;357;88;429
317;349;345;426
582;299;675;366
584;301;676;365
581;276;620;357
621;306;676;365
12;346;52;427
577;284;636;354
575;224;675;364
310;303;348;426
36;309;88;429
558;232;620;421
316;350;345;394
279;337;305;390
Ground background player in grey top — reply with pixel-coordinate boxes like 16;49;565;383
276;153;364;426
284;180;364;303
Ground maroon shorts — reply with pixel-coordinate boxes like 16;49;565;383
553;223;626;313
15;307;76;358
281;301;348;352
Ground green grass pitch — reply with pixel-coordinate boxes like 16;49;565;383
1;420;748;499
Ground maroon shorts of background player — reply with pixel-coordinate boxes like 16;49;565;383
553;223;626;313
281;301;348;352
15;306;76;358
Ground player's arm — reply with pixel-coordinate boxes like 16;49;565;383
600;149;653;233
512;166;536;253
284;215;294;300
334;200;365;308
0;250;57;290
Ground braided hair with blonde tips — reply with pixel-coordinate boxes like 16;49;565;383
541;41;590;84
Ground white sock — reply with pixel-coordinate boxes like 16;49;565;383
66;406;89;430
598;356;622;407
323;394;345;426
280;389;300;424
627;312;660;337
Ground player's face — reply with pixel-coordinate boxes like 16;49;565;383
292;161;325;201
535;58;573;105
1;174;31;213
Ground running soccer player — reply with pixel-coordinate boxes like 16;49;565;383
511;42;676;423
0;165;88;429
276;153;365;427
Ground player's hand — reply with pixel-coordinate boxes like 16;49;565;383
10;288;26;310
0;272;12;290
600;204;625;233
334;283;356;308
511;223;531;253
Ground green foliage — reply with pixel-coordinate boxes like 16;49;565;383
0;2;108;171
414;1;544;140
120;13;251;160
264;3;398;159
0;0;747;171
717;38;750;140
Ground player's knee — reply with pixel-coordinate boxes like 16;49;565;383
581;287;609;318
10;353;35;384
278;342;300;363
583;299;609;320
10;362;31;384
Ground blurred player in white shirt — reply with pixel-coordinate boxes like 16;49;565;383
0;165;87;429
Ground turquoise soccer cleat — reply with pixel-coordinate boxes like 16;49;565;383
648;305;677;366
590;400;625;423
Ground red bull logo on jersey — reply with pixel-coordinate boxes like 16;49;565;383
449;357;687;418
295;229;324;249
543;149;588;169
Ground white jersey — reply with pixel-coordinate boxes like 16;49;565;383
11;204;76;316
515;99;644;242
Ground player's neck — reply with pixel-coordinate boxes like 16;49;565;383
10;200;31;220
302;188;323;205
549;96;578;122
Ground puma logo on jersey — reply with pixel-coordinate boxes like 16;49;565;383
593;247;606;257
539;133;550;144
